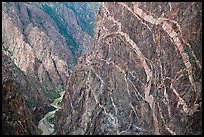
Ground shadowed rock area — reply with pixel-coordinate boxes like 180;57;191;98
2;53;40;135
55;2;202;135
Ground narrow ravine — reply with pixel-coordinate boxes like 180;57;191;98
38;91;65;135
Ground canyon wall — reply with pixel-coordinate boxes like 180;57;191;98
2;53;40;135
55;2;202;135
2;2;100;134
2;2;100;91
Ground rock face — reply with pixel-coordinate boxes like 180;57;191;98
55;2;202;135
2;2;100;135
2;2;100;91
2;48;51;124
2;53;39;135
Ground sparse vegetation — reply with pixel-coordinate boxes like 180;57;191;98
57;101;61;106
37;128;43;135
184;47;192;54
47;116;55;124
184;47;196;66
43;86;63;100
64;2;100;37
4;2;11;15
3;46;13;57
40;3;79;57
47;105;55;112
6;113;16;122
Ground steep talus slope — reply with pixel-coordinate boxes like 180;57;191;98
55;2;202;135
2;53;40;135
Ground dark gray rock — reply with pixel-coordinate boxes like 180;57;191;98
56;2;202;135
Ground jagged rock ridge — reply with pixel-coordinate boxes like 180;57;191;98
55;2;202;135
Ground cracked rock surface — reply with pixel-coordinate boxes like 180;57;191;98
55;2;202;135
2;2;100;90
2;2;100;135
2;53;40;135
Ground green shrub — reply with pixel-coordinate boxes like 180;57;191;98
47;105;56;112
3;46;13;57
47;116;55;124
43;86;63;100
6;113;16;122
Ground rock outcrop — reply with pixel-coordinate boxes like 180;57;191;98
2;2;100;91
55;2;202;135
2;46;52;123
2;2;100;135
2;53;40;135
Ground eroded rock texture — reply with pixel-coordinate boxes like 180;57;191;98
2;53;40;135
2;2;70;89
2;2;100;90
2;48;52;125
2;2;100;134
56;2;202;135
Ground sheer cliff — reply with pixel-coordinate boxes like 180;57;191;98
2;2;100;92
55;2;202;135
2;53;41;135
2;2;100;135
